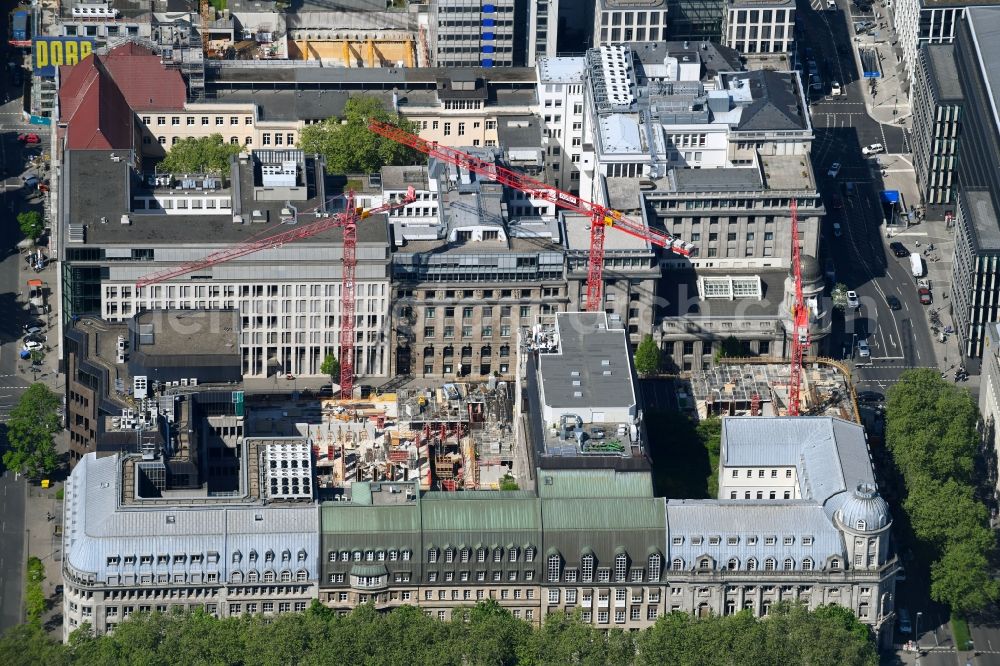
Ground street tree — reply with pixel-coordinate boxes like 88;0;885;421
158;134;242;176
17;211;44;242
320;353;340;380
633;335;661;376
298;96;424;174
831;283;848;311
3;383;61;479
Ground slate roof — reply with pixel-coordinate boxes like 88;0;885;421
721;70;809;132
64;453;319;582
536;468;654;498
665;501;845;566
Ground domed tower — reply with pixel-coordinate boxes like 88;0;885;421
835;483;893;569
779;254;831;348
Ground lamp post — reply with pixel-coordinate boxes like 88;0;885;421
915;611;923;650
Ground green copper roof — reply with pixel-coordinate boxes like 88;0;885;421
422;496;541;532
536;469;654;499
541;497;666;530
321;504;420;534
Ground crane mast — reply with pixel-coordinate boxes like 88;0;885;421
367;119;695;311
787;199;810;416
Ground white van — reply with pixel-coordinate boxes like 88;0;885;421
910;252;924;278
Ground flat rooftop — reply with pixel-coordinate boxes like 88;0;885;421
659;269;786;318
65;150;389;247
537;57;587;83
923;44;964;103
133;310;240;358
964;189;1000;251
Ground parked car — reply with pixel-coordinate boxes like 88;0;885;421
830;80;843;96
833;222;843;237
17;133;40;144
889;241;909;257
918;287;932;305
862;142;885;155
23;334;45;345
857;339;871;358
22;320;44;334
856;390;885;403
846;290;860;309
886;295;902;310
22;340;43;351
827;162;841;178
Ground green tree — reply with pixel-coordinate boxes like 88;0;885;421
298;96;424;174
158;134;242;176
499;474;519;491
0;624;68;665
24;557;45;626
17;211;44;241
633;335;661;377
831;283;848;311
713;335;744;362
320;353;340;379
885;369;999;614
3;383;61;479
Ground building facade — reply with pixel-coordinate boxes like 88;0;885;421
431;0;527;68
593;0;670;47
724;0;795;55
892;0;981;92
912;44;963;205
536;57;587;194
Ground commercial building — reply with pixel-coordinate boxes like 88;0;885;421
911;44;963;205
892;0;984;92
724;0;796;55
979;322;1000;503
593;0;670;47
536;57;587;193
667;417;899;648
430;0;527;68
58;148;393;379
55;0;154;47
950;7;1000;364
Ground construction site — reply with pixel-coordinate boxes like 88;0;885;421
309;380;516;495
684;359;860;422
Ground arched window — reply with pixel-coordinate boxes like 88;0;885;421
648;553;662;582
296;569;308;581
581;554;595;582
855;519;867;531
365;550;375;562
547;554;561;582
263;570;276;583
830;558;841;570
445;548;455;563
352;550;362;562
247;570;259;582
614;553;628;581
727;558;739;570
783;558;794;571
230;571;243;583
671;558;684;571
764;558;776;571
746;558;758;571
802;558;814;571
698;558;711;570
280;570;292;582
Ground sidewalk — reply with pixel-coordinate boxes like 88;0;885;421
847;4;911;125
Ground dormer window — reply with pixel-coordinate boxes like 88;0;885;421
855;520;867;531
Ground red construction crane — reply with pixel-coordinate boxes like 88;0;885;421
367;119;695;311
787;199;810;417
135;186;416;399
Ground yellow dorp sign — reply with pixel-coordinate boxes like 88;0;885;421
33;37;94;76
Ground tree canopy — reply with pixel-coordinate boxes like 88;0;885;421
634;335;661;376
3;383;61;479
298;96;424;174
885;368;999;614
0;601;876;666
17;211;44;241
320;353;339;379
158;134;242;177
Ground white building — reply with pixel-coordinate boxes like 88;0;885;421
528;0;560;65
892;0;979;92
593;0;670;47
724;0;796;55
536;56;588;193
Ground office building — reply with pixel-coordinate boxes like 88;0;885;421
536;57;587;193
912;44;963;205
950;7;1000;363
979;322;1000;503
593;0;670;47
892;0;984;91
431;0;527;68
724;0;796;55
58;148;393;379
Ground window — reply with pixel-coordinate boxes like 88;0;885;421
549;589;559;604
428;548;438;563
494;548;503;563
802;558;814;571
764;558;776;571
525;547;535;563
547;554;561;582
508;547;518;562
671;558;683;571
783;558;794;570
648;553;661;581
445;548;454;564
477;548;486;563
614;553;628;582
747;558;758;571
582;554;595;582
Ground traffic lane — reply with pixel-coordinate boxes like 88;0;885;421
0;471;25;631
